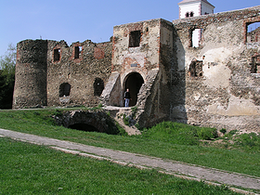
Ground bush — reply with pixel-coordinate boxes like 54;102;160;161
197;127;218;140
123;114;129;126
220;128;227;134
235;132;260;151
137;121;220;146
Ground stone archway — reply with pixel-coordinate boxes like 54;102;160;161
124;72;144;107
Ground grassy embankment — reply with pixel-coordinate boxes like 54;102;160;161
0;137;240;194
0;108;259;180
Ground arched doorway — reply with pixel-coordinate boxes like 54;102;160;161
124;72;144;107
59;83;71;97
93;78;104;96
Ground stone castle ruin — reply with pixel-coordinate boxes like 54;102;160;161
13;2;260;132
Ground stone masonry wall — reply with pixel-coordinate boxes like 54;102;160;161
173;6;260;132
13;6;260;132
47;40;112;107
13;40;48;109
110;19;162;107
13;39;112;108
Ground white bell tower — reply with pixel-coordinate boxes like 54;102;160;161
178;0;215;19
178;0;215;47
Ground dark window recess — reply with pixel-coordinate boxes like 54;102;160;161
129;30;141;47
93;78;104;96
185;12;189;18
250;55;260;73
189;60;203;77
54;49;60;62
190;12;194;17
75;46;80;59
59;83;71;97
74;46;82;59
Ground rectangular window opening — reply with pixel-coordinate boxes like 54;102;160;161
189;60;203;77
247;22;260;43
251;55;260;73
129;30;141;47
75;46;80;59
54;49;60;62
191;29;203;48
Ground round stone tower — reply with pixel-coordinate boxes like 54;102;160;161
13;40;48;109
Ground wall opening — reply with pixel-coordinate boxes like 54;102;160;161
247;22;260;43
129;30;141;47
74;46;82;59
54;49;61;62
93;78;104;96
185;12;194;18
251;54;260;73
75;46;79;59
124;72;144;107
189;60;203;77
191;29;203;47
59;83;71;97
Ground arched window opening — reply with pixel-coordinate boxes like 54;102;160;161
93;78;104;96
185;12;190;18
190;12;194;17
59;83;71;97
124;72;144;107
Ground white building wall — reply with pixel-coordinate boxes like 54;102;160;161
179;2;201;18
201;1;214;15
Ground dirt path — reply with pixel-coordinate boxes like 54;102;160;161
0;128;259;194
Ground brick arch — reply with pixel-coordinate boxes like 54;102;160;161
123;72;144;107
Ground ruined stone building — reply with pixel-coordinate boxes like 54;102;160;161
13;1;260;132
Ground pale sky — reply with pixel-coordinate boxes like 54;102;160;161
0;0;259;57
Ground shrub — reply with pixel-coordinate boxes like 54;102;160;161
123;114;129;126
197;127;218;140
228;130;237;135
235;132;260;151
220;128;226;134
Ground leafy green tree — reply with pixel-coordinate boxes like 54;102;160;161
0;44;16;109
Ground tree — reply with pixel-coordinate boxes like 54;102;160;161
0;44;16;109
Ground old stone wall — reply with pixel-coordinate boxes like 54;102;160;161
13;40;48;109
13;5;260;132
47;40;112;107
172;6;260;132
103;19;177;128
13;39;112;108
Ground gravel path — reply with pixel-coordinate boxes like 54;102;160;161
0;128;259;194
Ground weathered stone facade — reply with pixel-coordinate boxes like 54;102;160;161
13;39;112;108
13;5;260;132
171;6;260;132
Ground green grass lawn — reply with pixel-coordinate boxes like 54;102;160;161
0;109;259;179
0;137;239;194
